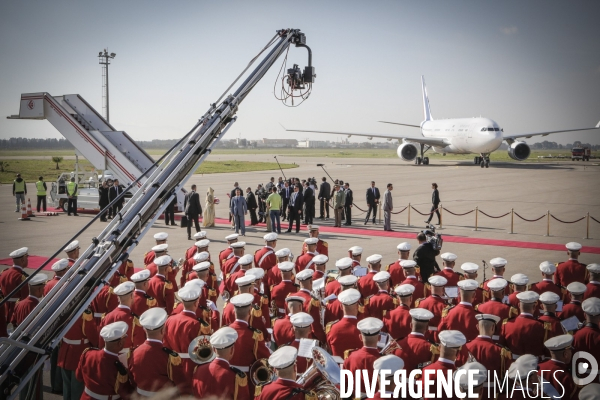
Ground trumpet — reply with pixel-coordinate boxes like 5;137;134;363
380;337;401;355
188;335;216;365
250;358;275;387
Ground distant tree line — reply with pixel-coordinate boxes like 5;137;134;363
2;137;599;151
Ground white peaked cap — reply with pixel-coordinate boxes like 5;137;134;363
539;261;556;274
29;273;48;286
396;242;411;251
193;252;210;263
440;253;457;262
278;261;295;272
454;362;487;388
565;242;582;251
114;281;135;296
516;291;539;304
507;355;537;379
64;241;80;253
539;291;560;304
304;238;318;245
460;262;479;273
395;284;415;297
285;295;305;304
275;248;291;257
438;330;466;348
487;278;508;291
296;269;314;281
544;334;573;351
9;247;28;258
51;258;70;272
154;255;172;267
348;246;363;255
235;275;255;287
582;297;600;316
357;317;384;335
230;293;254;308
290;312;313;328
210;327;238;349
238;254;253;265
409;308;434;321
366;254;383;264
269;346;297;369
195;239;210;248
225;233;239;241
100;321;128;342
152;244;168;253
578;383;600;400
131;269;151;283
312;255;328;265
428;275;447;287
185;279;206;290
400;260;417;269
264;233;278;242
153;232;168;241
373;271;390;283
246;268;265;280
475;314;501;324
457;279;479;291
338;289;361;305
193;231;207;240
374;355;404;377
308;225;320;231
489;257;507;267
178;286;201;302
511;273;529;286
587;264;600;273
335;257;353;270
566;282;586;295
338;275;358;286
139;308;168;330
192;261;211;272
230;242;245;249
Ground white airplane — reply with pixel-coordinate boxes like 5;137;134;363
286;76;599;168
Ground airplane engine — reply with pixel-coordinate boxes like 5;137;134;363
507;141;531;161
397;143;418;161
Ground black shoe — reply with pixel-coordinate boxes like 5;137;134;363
188;237;193;240
364;221;367;225
68;214;71;216
74;213;79;216
286;230;292;233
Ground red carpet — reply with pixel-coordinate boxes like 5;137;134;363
0;256;60;271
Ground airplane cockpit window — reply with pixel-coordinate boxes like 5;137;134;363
481;128;486;131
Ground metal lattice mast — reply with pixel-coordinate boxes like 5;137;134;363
98;49;116;122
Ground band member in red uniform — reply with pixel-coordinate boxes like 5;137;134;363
184;231;207;260
460;262;485;307
349;246;367;277
130;270;157;317
419;330;466;398
295;238;319;273
386;242;412;288
416;275;448;341
480;257;508;292
325;257;353;297
476;278;514;340
383;284;414;340
357;254;383;298
326;288;363;358
529;261;565;302
273;296;304;347
143;232;169;266
367;271;397;321
90;272;121;322
254;233;278;272
97;281;146;362
147;255;176;312
560;282;586;321
500;291;546;358
399;260;425;308
246;268;270;328
223;254;254;300
12;273;47;328
181;249;210;288
324;275;360;327
287;312;316;374
219;233;239;270
192;326;250;400
465;314;513;377
538;291;564;343
294;269;326;343
507;273;530;310
44;258;69;296
394;308;437;372
222;241;246;278
584;263;600;299
452;362;488;400
437;279;479;342
301;225;328;256
222;275;268;339
257;346;315;400
1;247;30;322
76;321;134;400
369;355;405;399
265;248;293;300
573;297;600;363
343;317;383;376
145;243;169;277
538;334;578;399
434;252;463;287
271;262;298;318
311;254;328;282
130;308;187;396
555;242;587;287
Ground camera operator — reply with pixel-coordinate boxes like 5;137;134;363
255;184;267;223
413;231;440;282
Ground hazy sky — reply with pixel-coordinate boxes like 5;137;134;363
1;1;599;146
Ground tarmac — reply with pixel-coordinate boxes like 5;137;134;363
0;155;599;398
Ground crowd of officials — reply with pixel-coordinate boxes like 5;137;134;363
1;223;599;399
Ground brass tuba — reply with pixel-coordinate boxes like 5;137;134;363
380;337;401;355
297;347;341;400
188;335;216;365
250;358;275;387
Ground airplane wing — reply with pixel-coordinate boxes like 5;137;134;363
503;121;600;144
284;127;449;147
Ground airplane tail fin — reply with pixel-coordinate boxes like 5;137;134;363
421;75;433;121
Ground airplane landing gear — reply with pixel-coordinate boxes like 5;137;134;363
423;157;429;165
416;157;422;165
415;144;431;166
476;154;490;168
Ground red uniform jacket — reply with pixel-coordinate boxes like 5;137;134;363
144;250;156;267
273;315;295;347
0;266;29;321
420;359;456;400
434;268;463;287
222;300;269;339
416;295;446;338
131;289;157;317
289;339;311;375
98;305;145;349
44;276;61;296
265;265;283;297
386;260;406;288
584;281;600;300
500;314;546;357
394;333;437;372
76;348;133;400
254;246;277;272
147;274;175;313
458;286;485;309
476;298;516;339
302;239;328;257
357;271;379;298
295;252;318;273
58;309;97;371
560;300;584;322
185;245;199;261
324;279;342;298
538;312;564;342
271;280;298;318
223;269;247;298
383;304;412;340
295;289;326;343
11;295;38;327
90;285;120;322
129;339;187;395
219;247;235;269
326;316;362;358
529;279;565;300
555;260;587;287
223;255;241;277
367;291;397;320
538;359;577;400
343;346;379;375
465;336;512;377
171;301;219;333
400;276;425;308
573;323;600;364
324;298;368;327
437;303;479;342
259;378;307;400
228;320;271;370
193;358;250;400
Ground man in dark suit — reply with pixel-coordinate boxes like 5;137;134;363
164;196;176;226
286;184;303;233
280;180;292;221
98;180;110;222
364;181;380;225
318;177;331;220
184;184;202;240
425;182;441;225
303;182;314;225
108;179;125;218
413;232;440;282
343;182;353;226
245;186;259;225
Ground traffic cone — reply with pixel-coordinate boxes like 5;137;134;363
26;198;35;217
19;204;30;221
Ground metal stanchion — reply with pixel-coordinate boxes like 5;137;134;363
379;202;382;225
510;208;514;234
407;203;411;227
439;204;443;229
586;212;590;240
473;206;479;231
545;210;550;237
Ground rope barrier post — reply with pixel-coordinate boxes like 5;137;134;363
379;201;382;225
586;212;590;240
407;203;411;227
473;206;478;231
510;208;514;234
545;210;550;237
439;204;443;229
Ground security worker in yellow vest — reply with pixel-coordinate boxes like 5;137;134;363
35;176;47;213
12;173;27;212
66;177;79;216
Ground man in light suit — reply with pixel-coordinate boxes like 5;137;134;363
230;188;247;236
364;181;380;225
184;184;203;240
383;183;394;231
333;184;346;228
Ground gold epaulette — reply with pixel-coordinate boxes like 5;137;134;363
415;298;425;308
82;309;93;322
126;259;134;269
482;290;490;302
509;307;518;318
262;295;269;305
474;304;479;311
146;297;157;308
173;301;181;310
325;320;339;335
479;282;485;289
208;288;217;298
235;371;248;400
344;348;357;360
385;263;392;272
415;266;421;274
254;385;262;397
322;241;328;248
305;390;318;400
502;318;509;325
165;281;173;290
393;297;399;306
119;275;128;284
561;287;567;295
114;360;129;394
163;347;182;380
458;274;465;281
252;329;264;358
310;298;321;310
358;304;365;314
430;343;440;362
543;322;552;341
441;305;453;318
200;320;211;335
382;310;387;317
202;308;210;321
364;296;371;306
133;316;141;327
252;306;262;318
